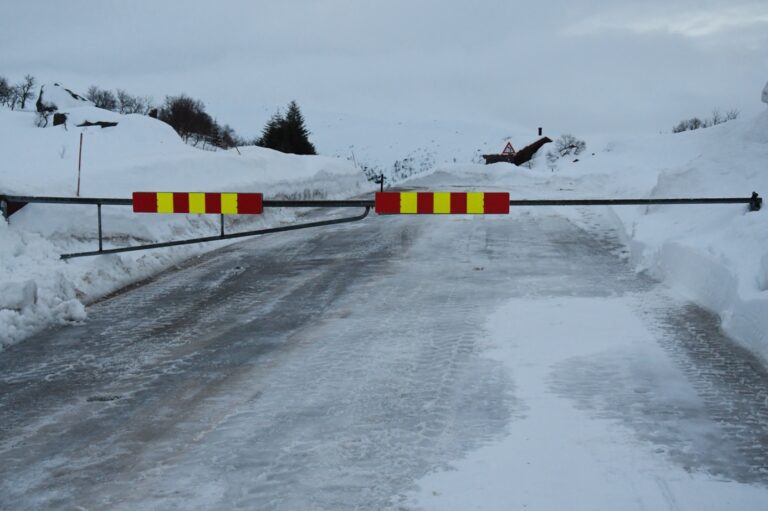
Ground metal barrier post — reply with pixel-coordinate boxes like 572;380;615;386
97;203;103;252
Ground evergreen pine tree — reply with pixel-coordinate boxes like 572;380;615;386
258;110;285;151
257;101;316;155
283;101;316;155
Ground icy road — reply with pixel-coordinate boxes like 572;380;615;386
1;207;768;510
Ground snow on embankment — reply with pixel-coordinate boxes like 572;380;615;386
582;111;766;361
0;104;370;348
617;110;768;361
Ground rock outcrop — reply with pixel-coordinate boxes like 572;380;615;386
36;83;90;112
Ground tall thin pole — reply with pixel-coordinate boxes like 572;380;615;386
76;133;83;197
97;203;103;252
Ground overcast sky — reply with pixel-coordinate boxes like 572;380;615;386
2;0;767;140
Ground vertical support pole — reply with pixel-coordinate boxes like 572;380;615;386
538;127;543;136
77;133;83;197
220;214;225;237
97;203;103;252
380;173;385;192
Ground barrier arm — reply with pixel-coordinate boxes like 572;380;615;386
0;191;760;260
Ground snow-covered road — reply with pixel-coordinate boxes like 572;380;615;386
1;207;767;510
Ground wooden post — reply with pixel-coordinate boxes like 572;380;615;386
76;133;83;197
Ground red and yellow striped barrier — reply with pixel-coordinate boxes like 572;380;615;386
132;192;263;214
375;192;509;214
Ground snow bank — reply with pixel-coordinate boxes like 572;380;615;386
606;112;768;362
0;280;36;311
0;105;370;348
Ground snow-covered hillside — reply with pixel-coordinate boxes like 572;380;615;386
308;111;545;181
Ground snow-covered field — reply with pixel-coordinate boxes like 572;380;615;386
1;83;767;371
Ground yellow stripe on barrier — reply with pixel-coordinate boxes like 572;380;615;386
467;192;484;214
189;192;206;214
401;192;418;214
221;193;238;214
157;192;174;213
434;192;451;214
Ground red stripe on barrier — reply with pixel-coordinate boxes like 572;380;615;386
451;192;467;214
132;192;157;213
417;192;434;214
375;192;400;214
173;192;189;214
484;192;510;214
205;193;221;214
238;193;263;214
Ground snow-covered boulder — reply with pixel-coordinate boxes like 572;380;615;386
36;83;90;113
36;84;121;128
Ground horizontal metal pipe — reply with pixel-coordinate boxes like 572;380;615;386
0;195;132;206
60;207;371;259
263;199;375;208
507;198;754;206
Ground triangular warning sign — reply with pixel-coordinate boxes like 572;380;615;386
501;142;516;155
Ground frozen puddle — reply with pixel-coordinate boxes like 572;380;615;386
409;296;768;510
